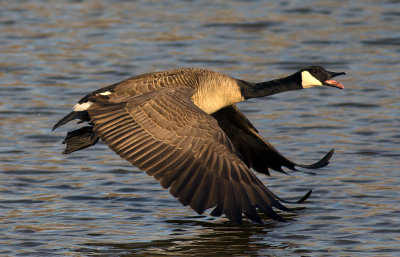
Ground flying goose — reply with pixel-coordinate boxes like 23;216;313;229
53;66;345;224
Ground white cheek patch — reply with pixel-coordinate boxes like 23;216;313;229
301;71;323;88
73;101;93;111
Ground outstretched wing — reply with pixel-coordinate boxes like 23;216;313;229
87;86;295;224
212;105;334;176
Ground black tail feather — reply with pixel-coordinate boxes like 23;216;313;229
62;126;99;154
53;111;89;131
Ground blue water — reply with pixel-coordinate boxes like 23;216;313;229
1;0;399;256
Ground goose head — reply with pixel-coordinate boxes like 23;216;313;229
300;66;346;89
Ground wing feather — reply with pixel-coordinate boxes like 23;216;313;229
190;171;215;214
86;85;294;223
212;105;334;175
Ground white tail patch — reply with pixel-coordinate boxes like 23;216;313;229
98;91;112;96
73;101;93;111
301;71;323;88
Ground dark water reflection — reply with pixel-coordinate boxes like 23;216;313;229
1;0;400;256
86;222;280;256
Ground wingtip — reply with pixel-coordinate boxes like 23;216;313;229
296;148;335;170
326;148;335;160
277;189;313;204
296;189;312;203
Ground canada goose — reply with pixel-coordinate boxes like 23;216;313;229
53;66;345;224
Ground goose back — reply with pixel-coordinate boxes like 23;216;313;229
91;68;244;114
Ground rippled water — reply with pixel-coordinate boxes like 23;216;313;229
1;0;399;256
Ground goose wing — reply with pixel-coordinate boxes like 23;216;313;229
212;105;334;176
87;86;295;224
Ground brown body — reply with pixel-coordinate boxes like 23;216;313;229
53;67;345;224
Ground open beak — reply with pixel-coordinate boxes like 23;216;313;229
324;71;346;89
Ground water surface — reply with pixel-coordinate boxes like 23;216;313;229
1;0;399;256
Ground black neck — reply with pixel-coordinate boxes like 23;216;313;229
240;73;302;99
